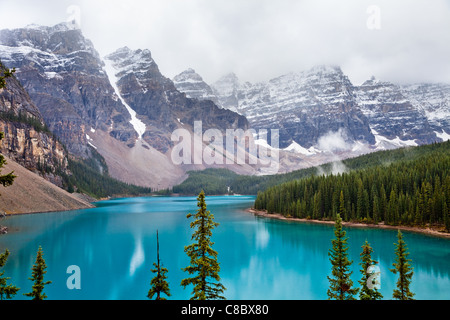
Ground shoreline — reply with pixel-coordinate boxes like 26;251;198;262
246;208;450;239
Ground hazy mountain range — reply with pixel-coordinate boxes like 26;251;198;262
173;66;449;153
1;22;449;192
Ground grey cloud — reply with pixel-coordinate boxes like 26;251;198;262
1;0;449;85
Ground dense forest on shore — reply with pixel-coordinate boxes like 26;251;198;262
254;141;450;229
172;141;450;197
59;147;153;199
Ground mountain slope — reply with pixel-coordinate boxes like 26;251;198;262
355;77;435;145
0;23;137;158
172;68;219;104
401;82;450;134
209;66;376;149
101;47;259;181
254;140;450;231
0;23;256;189
0;60;69;187
175;66;447;154
0;155;93;215
104;47;249;153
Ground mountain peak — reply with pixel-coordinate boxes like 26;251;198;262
217;72;239;82
173;68;218;103
104;47;155;77
360;76;393;87
173;68;203;83
0;22;97;60
308;64;342;74
184;67;197;74
23;22;80;35
212;72;240;91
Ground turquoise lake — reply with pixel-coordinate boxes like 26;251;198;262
0;195;449;300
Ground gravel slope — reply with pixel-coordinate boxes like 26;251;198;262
0;155;94;215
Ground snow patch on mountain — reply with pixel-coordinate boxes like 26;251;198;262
284;141;318;156
85;134;97;149
371;128;418;150
173;68;218;104
103;59;146;139
435;130;450;142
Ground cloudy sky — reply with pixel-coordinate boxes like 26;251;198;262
1;0;450;85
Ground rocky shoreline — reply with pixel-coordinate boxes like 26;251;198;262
247;208;450;239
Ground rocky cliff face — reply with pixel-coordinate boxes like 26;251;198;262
104;47;249;153
354;77;436;146
0;24;253;189
211;72;242;113
3;22;448;187
0;23;136;158
191;66;375;149
0;61;69;187
172;68;219;105
176;65;447;153
401;83;450;134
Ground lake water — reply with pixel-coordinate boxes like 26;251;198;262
0;195;449;300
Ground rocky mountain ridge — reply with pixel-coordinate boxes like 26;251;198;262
0;61;69;187
0;23;254;190
0;23;137;158
1;21;448;192
173;66;449;154
103;47;248;153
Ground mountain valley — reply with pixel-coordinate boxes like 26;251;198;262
0;22;449;198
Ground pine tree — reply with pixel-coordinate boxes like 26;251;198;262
390;230;415;300
0;63;16;192
0;62;15;90
372;194;380;224
339;190;347;221
148;230;171;300
0;249;20;300
443;200;449;232
312;191;321;220
356;180;365;220
358;240;383;300
0;133;16;190
181;190;226;300
327;213;358;300
23;246;52;300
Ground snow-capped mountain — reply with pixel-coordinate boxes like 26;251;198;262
172;68;218;105
0;23;173;187
354;76;435;145
400;83;450;134
104;47;248;153
2;22;449;189
174;66;448;154
0;23;252;188
211;72;242;113
0;22;136;157
209;65;375;149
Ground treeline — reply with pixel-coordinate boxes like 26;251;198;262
60;157;152;199
172;166;322;195
254;141;450;229
172;168;239;195
172;141;449;196
0;110;53;136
